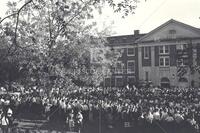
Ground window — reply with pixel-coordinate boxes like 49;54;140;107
159;57;170;67
168;29;176;39
127;76;135;85
177;44;188;50
115;62;124;74
159;45;169;54
165;58;170;66
181;44;188;50
104;77;111;87
127;61;135;73
127;48;135;56
160;58;164;66
177;58;188;66
115;76;124;87
169;29;176;34
145;71;149;81
144;47;150;59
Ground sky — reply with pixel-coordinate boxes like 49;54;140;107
0;0;200;36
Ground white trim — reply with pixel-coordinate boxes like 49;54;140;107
136;19;200;43
115;61;124;74
127;48;135;56
159;56;170;67
110;45;137;49
137;39;200;47
159;45;170;55
127;60;135;74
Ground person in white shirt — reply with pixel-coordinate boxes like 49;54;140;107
1;113;9;133
7;108;13;129
0;109;3;125
153;109;160;121
146;110;154;123
7;108;12;118
76;111;83;133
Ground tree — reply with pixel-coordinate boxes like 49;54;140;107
0;0;134;89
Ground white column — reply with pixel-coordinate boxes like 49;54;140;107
138;46;143;80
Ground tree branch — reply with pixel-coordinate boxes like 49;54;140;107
0;0;33;62
13;0;33;47
0;0;33;24
54;0;94;39
0;13;18;24
65;0;93;26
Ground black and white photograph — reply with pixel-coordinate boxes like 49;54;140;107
0;0;200;133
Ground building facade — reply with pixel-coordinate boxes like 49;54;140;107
105;32;145;87
105;19;200;88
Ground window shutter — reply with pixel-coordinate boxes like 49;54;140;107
170;45;177;66
155;46;159;66
197;45;200;66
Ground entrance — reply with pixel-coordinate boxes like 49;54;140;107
160;77;170;88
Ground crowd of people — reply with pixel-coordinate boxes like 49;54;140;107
0;84;200;133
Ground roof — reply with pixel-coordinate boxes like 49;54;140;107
107;34;146;46
106;19;200;46
136;19;200;43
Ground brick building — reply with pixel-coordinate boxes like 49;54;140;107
105;31;145;87
105;19;200;88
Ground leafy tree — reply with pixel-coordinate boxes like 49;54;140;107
0;0;134;90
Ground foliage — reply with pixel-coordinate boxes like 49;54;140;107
0;0;136;90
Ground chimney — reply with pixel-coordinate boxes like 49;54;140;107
134;30;140;35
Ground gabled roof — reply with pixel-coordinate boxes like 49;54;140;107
136;19;200;43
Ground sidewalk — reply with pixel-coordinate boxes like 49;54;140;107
15;119;78;133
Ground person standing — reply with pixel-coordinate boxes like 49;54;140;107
76;111;83;133
1;112;9;133
7;107;13;132
68;115;75;132
68;110;75;131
